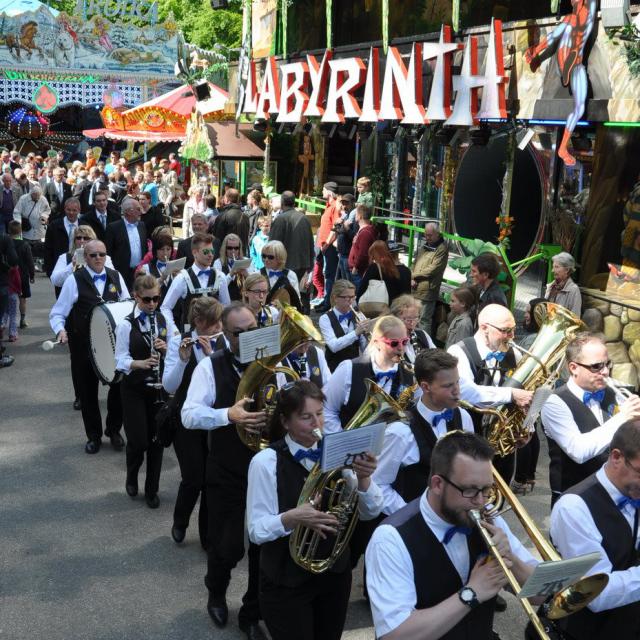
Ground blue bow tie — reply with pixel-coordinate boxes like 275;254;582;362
157;261;166;269
338;311;353;324
432;409;454;426
442;525;473;545
138;311;147;323
198;269;212;278
583;389;605;405
294;447;322;463
268;270;284;278
617;496;640;511
92;273;106;283
375;370;396;383
486;351;506;362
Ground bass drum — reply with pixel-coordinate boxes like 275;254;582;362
89;300;135;384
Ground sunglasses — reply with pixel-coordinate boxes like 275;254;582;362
75;236;91;241
88;252;107;258
486;323;516;336
139;295;161;303
379;337;410;348
226;246;241;252
262;254;276;260
201;248;215;255
572;360;611;373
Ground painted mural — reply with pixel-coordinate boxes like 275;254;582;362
0;3;179;76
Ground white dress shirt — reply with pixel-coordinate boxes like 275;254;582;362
125;221;142;268
63;217;78;250
404;331;436;364
447;333;517;405
247;434;384;545
162;329;223;394
541;378;627;465
50;252;114;288
114;307;177;374
275;345;331;389
161;265;231;317
322;358;421;434
213;258;256;284
550;465;640;612
372;400;474;515
49;265;130;334
366;491;538;638
318;307;366;356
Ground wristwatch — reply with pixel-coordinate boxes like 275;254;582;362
458;586;480;609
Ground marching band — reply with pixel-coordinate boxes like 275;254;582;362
45;232;640;640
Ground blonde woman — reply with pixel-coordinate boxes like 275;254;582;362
389;294;435;365
214;233;255;301
260;239;301;311
242;272;280;327
322;315;416;434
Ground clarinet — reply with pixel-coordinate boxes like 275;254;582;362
147;311;163;391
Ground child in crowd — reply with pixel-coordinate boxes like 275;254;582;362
249;214;271;270
444;285;475;349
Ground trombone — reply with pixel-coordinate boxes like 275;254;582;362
469;468;608;640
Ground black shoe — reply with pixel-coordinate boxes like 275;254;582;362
207;594;228;628
145;493;160;509
238;620;267;640
0;354;15;368
171;524;186;544
495;594;507;612
106;431;124;451
126;481;138;497
85;440;101;454
73;399;81;411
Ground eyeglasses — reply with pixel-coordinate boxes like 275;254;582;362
75;236;91;241
139;295;161;303
379;337;410;348
247;289;268;296
88;252;107;258
440;475;493;499
201;248;215;256
486;323;516;336
262;254;276;260
572;360;611;373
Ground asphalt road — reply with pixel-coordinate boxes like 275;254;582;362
0;274;551;640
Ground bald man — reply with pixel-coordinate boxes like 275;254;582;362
448;304;533;484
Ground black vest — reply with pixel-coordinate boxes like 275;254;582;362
260;439;351;587
384;498;495;640
148;259;170;301
122;311;167;387
546;385;618;494
392;405;463;504
206;349;254;482
556;474;640;640
184;267;220;311
261;266;302;311
339;356;415;427
221;263;242;301
284;346;324;388
71;267;121;338
323;310;360;372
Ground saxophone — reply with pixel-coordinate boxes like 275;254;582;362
289;380;408;573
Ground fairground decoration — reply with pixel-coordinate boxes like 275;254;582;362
33;83;59;114
6;107;50;140
241;20;508;127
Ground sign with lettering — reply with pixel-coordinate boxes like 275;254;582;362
4;70;98;84
241;19;508;127
75;0;159;25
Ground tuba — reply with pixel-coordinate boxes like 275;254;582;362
235;301;324;452
289;380;408;573
477;302;584;457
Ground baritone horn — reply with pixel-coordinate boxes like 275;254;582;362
289;380;408;573
467;466;608;640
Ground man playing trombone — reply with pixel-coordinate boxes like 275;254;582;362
541;332;640;506
366;431;538;640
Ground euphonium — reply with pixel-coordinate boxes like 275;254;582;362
235;302;324;452
478;302;584;457
289;380;408;573
468;466;608;640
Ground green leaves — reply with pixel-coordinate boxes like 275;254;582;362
449;238;500;272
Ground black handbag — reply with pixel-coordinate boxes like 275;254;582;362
20;201;36;233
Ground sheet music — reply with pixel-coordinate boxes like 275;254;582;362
320;422;386;473
518;552;601;599
230;258;252;274
238;324;281;364
165;257;186;275
74;248;85;267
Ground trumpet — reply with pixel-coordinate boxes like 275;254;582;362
606;376;637;401
351;305;371;340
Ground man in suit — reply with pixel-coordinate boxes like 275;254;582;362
44;168;72;220
212;189;249;249
176;213;219;269
80;190;120;242
105;197;146;288
44;197;82;282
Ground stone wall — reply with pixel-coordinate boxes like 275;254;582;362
583;294;640;390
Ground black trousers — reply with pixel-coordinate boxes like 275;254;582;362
293;267;311;315
72;337;122;442
121;383;164;495
260;568;352;640
173;424;208;542
514;426;541;484
205;459;260;624
67;331;81;402
493;452;515;486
